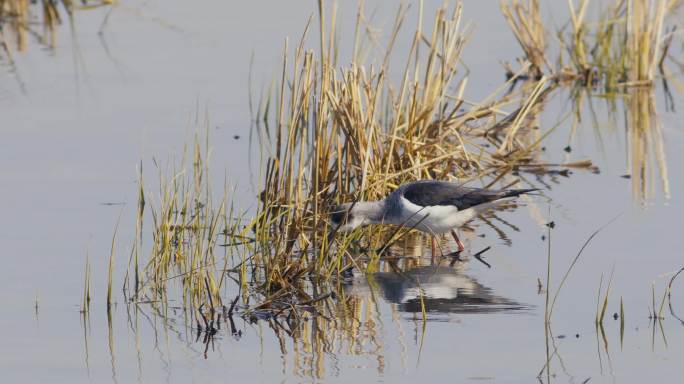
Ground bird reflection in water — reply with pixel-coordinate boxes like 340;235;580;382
345;233;527;315
373;265;526;314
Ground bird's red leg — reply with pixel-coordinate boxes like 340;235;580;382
451;230;465;252
431;235;438;264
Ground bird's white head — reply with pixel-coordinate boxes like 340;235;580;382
329;201;385;233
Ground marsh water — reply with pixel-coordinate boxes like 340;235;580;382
2;1;684;383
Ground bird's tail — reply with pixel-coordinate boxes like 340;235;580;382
501;188;541;198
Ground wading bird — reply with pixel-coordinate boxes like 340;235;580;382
330;180;537;258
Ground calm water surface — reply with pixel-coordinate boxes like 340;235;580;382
1;1;683;383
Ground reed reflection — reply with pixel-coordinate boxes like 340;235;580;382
568;84;671;204
626;87;670;203
264;281;388;379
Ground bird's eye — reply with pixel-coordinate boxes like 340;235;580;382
330;206;349;225
330;211;342;225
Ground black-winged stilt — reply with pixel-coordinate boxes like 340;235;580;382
330;180;537;256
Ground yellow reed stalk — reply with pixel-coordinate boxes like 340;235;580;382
107;210;122;311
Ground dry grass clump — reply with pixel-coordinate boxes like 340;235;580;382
248;0;588;311
501;0;682;88
500;0;549;79
123;134;245;317
110;2;580;320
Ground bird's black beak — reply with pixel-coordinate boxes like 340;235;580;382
327;224;340;242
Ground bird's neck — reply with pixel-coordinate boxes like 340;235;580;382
356;200;387;225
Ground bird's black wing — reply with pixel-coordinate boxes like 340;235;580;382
402;180;531;210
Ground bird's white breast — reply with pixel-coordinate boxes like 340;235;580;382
397;196;474;234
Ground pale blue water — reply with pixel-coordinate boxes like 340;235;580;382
1;1;683;383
